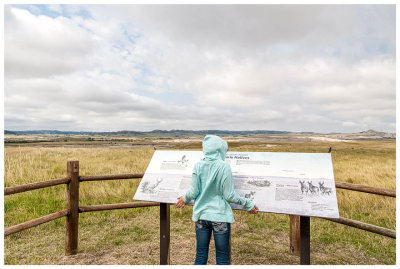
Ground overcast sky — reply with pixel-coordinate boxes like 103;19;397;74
4;4;396;133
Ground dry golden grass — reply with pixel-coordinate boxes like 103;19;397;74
4;140;396;265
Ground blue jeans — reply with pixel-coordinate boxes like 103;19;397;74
194;219;231;265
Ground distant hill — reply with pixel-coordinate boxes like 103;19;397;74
4;130;86;135
149;129;292;135
4;129;291;136
348;129;395;140
359;129;387;136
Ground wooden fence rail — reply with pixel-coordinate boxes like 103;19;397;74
5;209;68;236
4;160;396;265
335;182;395;197
79;173;144;182
4;177;70;196
322;216;396;238
79;202;159;212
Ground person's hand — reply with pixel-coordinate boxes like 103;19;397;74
176;196;186;208
249;205;259;214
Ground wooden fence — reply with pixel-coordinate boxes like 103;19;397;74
4;160;396;265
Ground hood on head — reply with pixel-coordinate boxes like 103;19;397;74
202;135;228;161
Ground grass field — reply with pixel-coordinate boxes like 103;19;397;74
3;139;396;265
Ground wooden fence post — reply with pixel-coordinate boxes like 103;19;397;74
300;216;310;265
289;215;300;256
65;161;80;255
160;203;170;265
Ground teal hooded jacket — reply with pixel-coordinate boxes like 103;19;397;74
182;135;255;223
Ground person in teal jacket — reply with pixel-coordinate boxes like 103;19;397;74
176;135;258;265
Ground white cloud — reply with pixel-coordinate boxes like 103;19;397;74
5;6;95;78
4;4;396;133
342;121;358;127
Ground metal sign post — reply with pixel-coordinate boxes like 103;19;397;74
299;216;310;265
160;203;170;265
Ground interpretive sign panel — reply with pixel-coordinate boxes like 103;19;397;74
133;151;339;218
